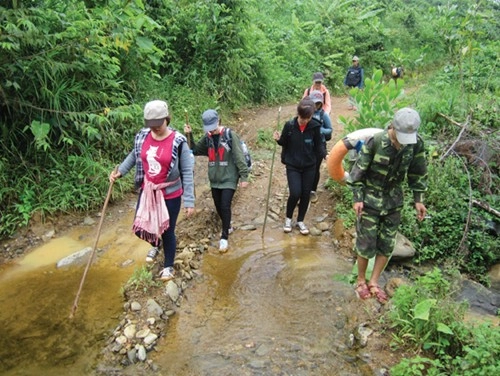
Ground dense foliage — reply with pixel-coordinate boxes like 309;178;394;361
388;268;499;375
0;1;498;285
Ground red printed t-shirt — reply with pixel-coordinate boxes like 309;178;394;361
141;132;182;199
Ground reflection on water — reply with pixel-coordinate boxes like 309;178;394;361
156;228;359;376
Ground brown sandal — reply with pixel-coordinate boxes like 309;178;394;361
355;282;371;300
368;284;388;304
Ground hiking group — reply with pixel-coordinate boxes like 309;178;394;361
110;61;428;306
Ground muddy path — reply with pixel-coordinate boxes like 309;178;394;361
0;96;400;375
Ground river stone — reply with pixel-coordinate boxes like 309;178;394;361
136;328;151;339
143;333;158;346
83;216;96;225
457;279;500;316
146;299;163;317
123;324;136;339
391;232;415;260
317;222;330;231
309;227;322;236
130;301;142;311
136;345;147;362
165;281;180;302
239;224;257;231
115;335;127;345
56;247;92;268
127;348;136;364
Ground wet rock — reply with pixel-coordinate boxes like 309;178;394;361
146;299;163;317
143;333;158;346
41;230;55;242
309;227;322;236
146;317;156;326
115;335;127;346
136;328;150;339
317;222;330;231
356;323;373;347
123;324;136;339
255;343;271;356
130;301;142;311
165;281;180;302
136;344;147;362
56;247;92;268
240;224;257;231
457;279;500;315
83;216;96;226
127;348;136;364
121;259;134;268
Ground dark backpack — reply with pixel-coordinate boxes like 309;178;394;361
345;67;362;87
211;128;252;171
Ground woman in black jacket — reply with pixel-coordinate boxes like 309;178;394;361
274;98;326;235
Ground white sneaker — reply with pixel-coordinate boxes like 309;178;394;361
310;191;318;203
146;247;159;263
159;266;175;281
283;218;292;233
297;221;309;235
219;239;229;252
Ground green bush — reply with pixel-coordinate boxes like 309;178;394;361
389;269;500;375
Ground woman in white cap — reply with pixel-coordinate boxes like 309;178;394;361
109;100;196;281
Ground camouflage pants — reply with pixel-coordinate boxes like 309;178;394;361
355;206;402;259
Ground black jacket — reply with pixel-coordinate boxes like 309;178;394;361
277;117;325;170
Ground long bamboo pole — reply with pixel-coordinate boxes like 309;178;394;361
69;167;117;319
261;107;281;238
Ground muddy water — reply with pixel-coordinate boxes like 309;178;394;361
153;228;364;376
0;206;365;375
0;206;143;376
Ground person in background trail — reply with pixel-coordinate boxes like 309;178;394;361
347;108;427;304
274;98;326;235
302;72;332;115
109;100;195;281
343;56;364;109
308;90;333;203
183;109;249;252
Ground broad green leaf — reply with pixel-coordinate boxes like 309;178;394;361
436;322;453;335
414;299;436;321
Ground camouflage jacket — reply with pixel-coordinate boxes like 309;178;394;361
347;130;427;213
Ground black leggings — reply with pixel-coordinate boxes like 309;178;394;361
286;167;316;222
211;188;235;240
135;193;181;268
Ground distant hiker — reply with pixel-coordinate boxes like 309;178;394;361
273;98;326;235
184;109;249;252
391;66;404;87
308;90;333;203
109;100;196;282
343;56;364;109
302;72;332;115
348;108;428;304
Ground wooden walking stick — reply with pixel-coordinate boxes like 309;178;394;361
184;108;193;149
69;166;118;319
261;106;281;238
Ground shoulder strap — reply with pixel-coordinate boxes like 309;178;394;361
307;87;311;96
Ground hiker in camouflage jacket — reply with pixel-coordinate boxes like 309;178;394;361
347;108;428;304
